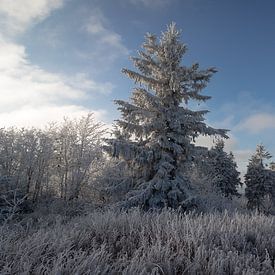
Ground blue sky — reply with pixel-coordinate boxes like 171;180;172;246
0;0;274;173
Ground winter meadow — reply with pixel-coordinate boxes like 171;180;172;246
1;1;275;275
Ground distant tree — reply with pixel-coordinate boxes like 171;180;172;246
267;162;275;213
207;139;241;197
245;144;272;211
52;113;105;201
105;23;227;210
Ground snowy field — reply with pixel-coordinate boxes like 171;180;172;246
1;209;274;274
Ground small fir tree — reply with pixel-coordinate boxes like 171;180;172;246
245;144;272;210
105;23;227;210
207;139;241;198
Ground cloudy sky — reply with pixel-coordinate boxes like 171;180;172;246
0;0;274;174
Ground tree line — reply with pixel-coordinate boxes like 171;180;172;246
1;23;275;220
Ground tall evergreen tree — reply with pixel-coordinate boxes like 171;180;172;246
207;139;241;197
245;144;272;210
105;23;227;210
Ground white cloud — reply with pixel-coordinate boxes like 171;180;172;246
85;12;128;55
67;73;114;95
0;1;115;128
81;10;129;66
0;0;63;35
236;113;275;133
0;105;107;129
195;133;237;152
85;12;106;35
0;37;112;128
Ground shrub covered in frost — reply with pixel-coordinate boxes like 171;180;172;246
245;144;274;212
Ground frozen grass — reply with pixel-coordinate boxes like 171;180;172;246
0;209;275;274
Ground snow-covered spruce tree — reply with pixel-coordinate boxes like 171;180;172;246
207;139;241;198
105;23;228;210
245;144;272;210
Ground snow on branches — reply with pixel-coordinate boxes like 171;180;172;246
105;23;228;210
